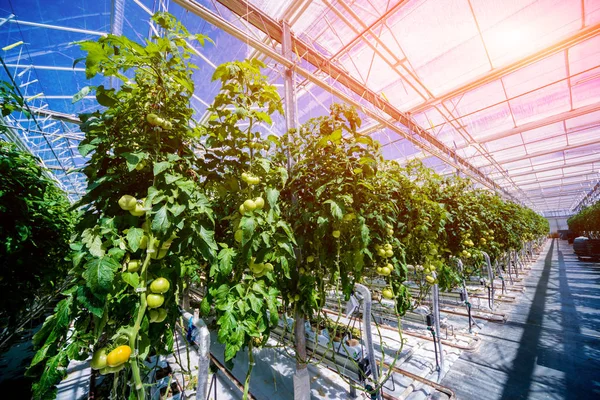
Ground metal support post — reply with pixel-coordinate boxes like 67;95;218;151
456;259;480;332
482;252;495;310
354;284;381;400
430;272;445;380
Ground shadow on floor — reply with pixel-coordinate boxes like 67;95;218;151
499;239;600;399
500;239;555;400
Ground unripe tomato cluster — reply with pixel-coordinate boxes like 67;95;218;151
146;113;172;130
90;345;132;375
146;277;170;322
375;243;394;259
248;257;273;277
239;196;265;215
119;195;146;217
241;172;260;185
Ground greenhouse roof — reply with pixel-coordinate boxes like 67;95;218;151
1;0;599;216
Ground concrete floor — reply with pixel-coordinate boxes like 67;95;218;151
441;239;600;399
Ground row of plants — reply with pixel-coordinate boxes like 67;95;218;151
0;83;76;333
11;12;548;400
568;201;600;235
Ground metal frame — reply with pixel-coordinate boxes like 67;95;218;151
3;0;599;215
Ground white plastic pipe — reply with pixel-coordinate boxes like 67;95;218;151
354;283;381;400
181;310;210;400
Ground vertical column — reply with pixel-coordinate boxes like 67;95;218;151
282;21;310;400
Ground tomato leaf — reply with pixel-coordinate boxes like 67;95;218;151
76;286;104;319
153;161;171;176
240;216;255;247
217;247;236;276
152;205;170;233
122;152;147;172
323;199;343;221
82;256;119;294
265;187;279;209
121;272;140;288
126;227;145;251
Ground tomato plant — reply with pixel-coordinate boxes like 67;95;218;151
26;13;218;400
199;59;294;397
0;139;75;330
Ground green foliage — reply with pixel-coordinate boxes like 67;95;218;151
275;104;411;316
568;201;600;235
0;80;30;120
27;12;216;399
0;140;75;329
201;59;293;362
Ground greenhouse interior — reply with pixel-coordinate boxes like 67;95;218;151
0;0;599;399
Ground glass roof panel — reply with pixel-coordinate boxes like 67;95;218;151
485;134;523;153
586;0;600;25
525;135;568;154
385;0;490;95
502;52;566;99
509;81;571;126
472;0;582;67
521;122;565;143
460;102;514;140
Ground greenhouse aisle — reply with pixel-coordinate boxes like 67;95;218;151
441;239;600;399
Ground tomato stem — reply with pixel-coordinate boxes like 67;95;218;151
129;236;155;400
242;342;254;400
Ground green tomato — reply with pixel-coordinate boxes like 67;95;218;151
147;293;165;309
254;197;265;209
100;363;126;375
127;259;141;272
129;202;145;217
139;235;148;249
306;256;315;263
149;310;158;323
425;275;436;284
377;248;386;257
243;199;257;211
239;204;246;215
385;249;394;258
235;229;243;243
382;289;394;300
150;277;170;294
118;195;137;211
155;308;167;323
135;160;147;171
332;230;341;238
90;348;108;370
146;113;158;124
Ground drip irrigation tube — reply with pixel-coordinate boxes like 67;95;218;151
379;361;457;399
321;308;482;352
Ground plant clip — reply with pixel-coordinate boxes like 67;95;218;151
135;287;147;293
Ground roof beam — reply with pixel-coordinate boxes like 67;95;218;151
0;18;107;36
511;171;598;188
490;154;600;178
202;0;512;198
476;137;600;167
4;63;85;72
409;22;600;114
526;190;587;199
472;101;600;146
28;106;81;125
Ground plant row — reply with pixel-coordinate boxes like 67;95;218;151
2;13;548;400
